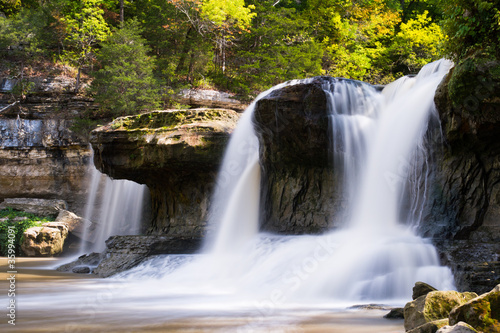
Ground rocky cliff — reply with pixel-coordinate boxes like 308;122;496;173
427;58;500;293
90;109;240;236
0;75;93;214
253;78;345;233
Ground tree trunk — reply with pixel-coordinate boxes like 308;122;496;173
176;27;193;74
120;0;124;24
188;52;195;83
75;67;81;93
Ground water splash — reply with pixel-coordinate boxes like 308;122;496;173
205;80;305;254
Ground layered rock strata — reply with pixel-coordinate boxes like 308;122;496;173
90;109;240;236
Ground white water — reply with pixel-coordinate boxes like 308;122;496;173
81;162;147;252
205;80;304;253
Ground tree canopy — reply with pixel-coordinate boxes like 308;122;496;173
1;0;497;115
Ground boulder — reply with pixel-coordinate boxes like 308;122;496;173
20;222;69;256
0;198;67;217
414;282;439;300
93;235;202;277
71;266;91;274
407;319;450;333
55;210;96;242
384;307;405;319
436;322;478;333
90;109;240;236
449;284;500;332
176;88;248;111
404;290;478;331
57;252;102;272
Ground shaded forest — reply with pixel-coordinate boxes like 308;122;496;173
1;0;499;117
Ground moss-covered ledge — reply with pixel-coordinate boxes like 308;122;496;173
89;109;240;236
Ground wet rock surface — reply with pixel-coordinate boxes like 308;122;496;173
420;59;500;293
93;235;202;277
253;77;348;233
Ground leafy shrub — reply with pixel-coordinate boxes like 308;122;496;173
0;208;55;256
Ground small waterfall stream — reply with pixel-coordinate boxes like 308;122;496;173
82;156;148;252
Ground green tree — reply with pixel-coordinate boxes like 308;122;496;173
91;19;160;116
232;0;323;94
60;0;111;92
387;11;445;74
440;0;500;60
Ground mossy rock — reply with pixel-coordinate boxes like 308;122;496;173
436;321;478;333
407;319;450;333
449;285;500;333
447;57;500;116
404;291;478;331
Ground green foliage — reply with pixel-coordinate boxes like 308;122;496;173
0;8;52;59
59;0;111;72
2;0;498;101
232;2;323;94
91;19;160;116
201;0;256;30
0;208;54;256
388;11;446;74
440;0;500;60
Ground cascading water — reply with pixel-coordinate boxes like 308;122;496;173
205;80;304;254
116;60;455;306
81;154;148;252
17;60;458;332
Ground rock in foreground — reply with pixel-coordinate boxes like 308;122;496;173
404;290;477;331
21;222;69;256
449;285;500;332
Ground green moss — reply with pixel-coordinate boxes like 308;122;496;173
110;109;234;132
448;57;500;115
0;208;54;256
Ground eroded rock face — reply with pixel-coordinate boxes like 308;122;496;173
428;58;500;293
21;222;69;256
253;77;346;234
0;148;91;213
90;109;240;236
0;198;67;217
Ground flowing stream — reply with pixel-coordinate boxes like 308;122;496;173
13;60;456;331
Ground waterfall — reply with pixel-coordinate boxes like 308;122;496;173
81;153;148;252
117;60;455;307
205;80;304;254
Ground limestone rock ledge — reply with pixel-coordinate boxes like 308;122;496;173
90;109;240;236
